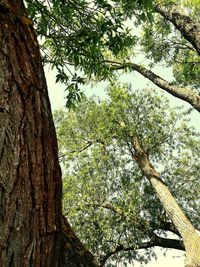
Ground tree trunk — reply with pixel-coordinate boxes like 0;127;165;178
0;1;98;266
155;4;200;55
132;136;200;267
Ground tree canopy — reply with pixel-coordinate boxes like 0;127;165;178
25;0;200;109
54;84;200;266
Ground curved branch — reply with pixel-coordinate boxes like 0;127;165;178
109;61;200;112
151;234;184;251
100;233;184;266
154;4;200;55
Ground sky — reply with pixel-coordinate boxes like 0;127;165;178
127;249;184;267
45;63;199;129
44;65;191;267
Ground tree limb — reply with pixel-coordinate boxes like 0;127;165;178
61;215;99;267
99;233;184;266
154;4;200;55
109;60;200;112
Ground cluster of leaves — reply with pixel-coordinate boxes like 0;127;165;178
112;0;154;22
54;83;200;266
26;0;137;107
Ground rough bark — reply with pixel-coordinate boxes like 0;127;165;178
111;61;200;112
0;1;98;266
155;4;200;55
132;136;200;267
0;1;62;266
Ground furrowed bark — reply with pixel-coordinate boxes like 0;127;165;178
0;1;98;266
132;136;200;267
155;4;200;55
0;1;62;266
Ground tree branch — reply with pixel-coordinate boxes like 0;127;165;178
109;60;200;112
99;233;184;266
154;4;200;55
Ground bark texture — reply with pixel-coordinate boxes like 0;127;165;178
132;136;200;267
0;1;63;266
155;4;200;55
0;1;98;267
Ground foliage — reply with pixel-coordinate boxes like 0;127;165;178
26;0;137;107
54;84;200;266
26;0;200;107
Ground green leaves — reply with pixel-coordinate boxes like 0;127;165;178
26;0;200;108
26;0;138;107
54;83;200;265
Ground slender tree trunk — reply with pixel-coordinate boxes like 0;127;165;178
0;1;98;266
132;136;200;267
155;4;200;55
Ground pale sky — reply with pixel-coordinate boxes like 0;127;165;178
44;65;190;267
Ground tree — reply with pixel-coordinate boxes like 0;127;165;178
0;1;97;266
55;85;200;267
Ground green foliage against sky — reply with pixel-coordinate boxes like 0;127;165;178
26;0;200;108
54;84;200;266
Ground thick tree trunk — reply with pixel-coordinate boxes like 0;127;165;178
0;1;98;266
155;4;200;55
0;1;62;266
132;136;200;267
